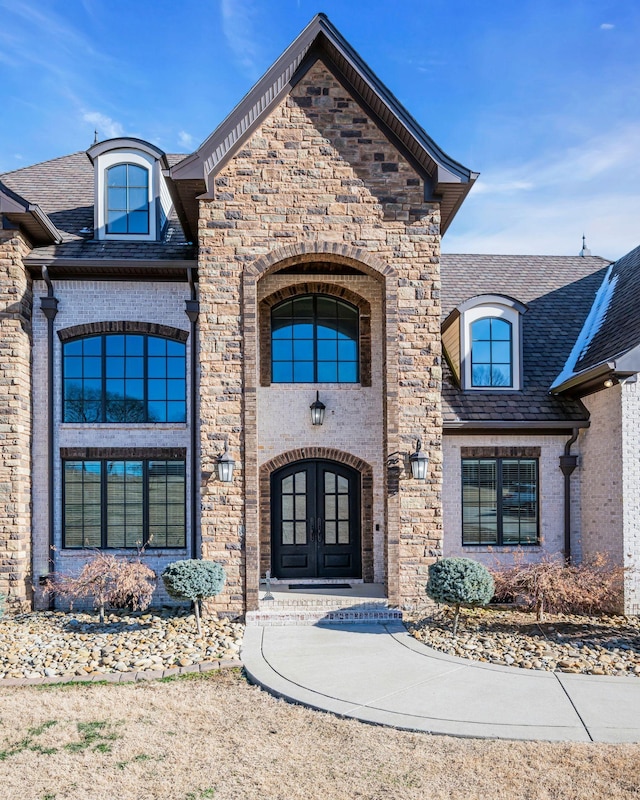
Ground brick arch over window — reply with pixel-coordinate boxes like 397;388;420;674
259;448;374;583
259;282;372;387
246;241;396;282
57;320;189;343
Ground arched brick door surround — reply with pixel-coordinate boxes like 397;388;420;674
259;448;374;583
242;243;400;612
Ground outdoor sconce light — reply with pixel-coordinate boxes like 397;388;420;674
603;378;614;388
216;438;236;483
310;391;326;426
409;439;429;481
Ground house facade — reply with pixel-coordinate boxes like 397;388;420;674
0;15;637;618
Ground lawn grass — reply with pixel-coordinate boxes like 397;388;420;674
0;669;638;800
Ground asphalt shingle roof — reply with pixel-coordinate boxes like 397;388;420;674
0;152;194;261
572;245;640;373
440;254;610;424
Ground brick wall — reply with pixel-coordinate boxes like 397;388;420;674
198;60;442;614
31;279;192;608
621;381;640;614
0;231;32;610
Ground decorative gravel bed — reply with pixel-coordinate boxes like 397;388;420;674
406;607;640;676
0;610;244;680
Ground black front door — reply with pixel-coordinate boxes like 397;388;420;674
271;460;361;580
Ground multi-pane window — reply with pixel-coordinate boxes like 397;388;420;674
63;334;186;423
63;459;186;549
470;317;513;387
271;295;359;383
462;458;538;545
106;163;150;234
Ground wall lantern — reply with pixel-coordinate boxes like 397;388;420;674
216;438;236;483
409;438;429;481
310;391;326;426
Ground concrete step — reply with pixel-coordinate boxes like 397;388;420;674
246;607;403;627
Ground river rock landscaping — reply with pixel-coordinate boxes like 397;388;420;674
0;610;244;680
407;607;640;677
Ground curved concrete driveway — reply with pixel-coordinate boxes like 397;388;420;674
242;621;640;743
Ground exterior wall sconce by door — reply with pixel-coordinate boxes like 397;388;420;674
310;391;326;426
216;438;236;482
409;438;429;481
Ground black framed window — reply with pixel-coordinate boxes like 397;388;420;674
106;163;150;234
462;458;538;545
470;317;513;387
63;459;186;549
63;334;186;423
271;295;359;383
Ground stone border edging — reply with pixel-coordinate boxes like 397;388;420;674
0;658;243;687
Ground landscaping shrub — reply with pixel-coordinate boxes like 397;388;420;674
426;557;494;635
490;552;624;621
51;552;156;623
161;560;226;635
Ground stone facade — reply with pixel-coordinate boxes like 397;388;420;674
198;61;442;614
0;231;32;610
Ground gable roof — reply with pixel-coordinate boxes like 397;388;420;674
551;245;640;395
0;179;61;246
168;13;477;241
0;152;194;265
440;253;610;428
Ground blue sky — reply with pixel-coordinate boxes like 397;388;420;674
0;0;639;258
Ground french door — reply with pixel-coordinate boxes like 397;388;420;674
271;460;361;580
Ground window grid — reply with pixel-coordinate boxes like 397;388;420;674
470;317;513;388
63;334;186;423
271;295;359;383
106;163;150;235
462;458;538;546
63;459;186;549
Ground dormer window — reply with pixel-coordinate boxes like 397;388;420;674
442;294;527;392
106;164;150;235
87;137;172;242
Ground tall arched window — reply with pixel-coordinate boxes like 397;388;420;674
271;295;359;383
63;333;186;422
470;317;513;387
106;163;150;234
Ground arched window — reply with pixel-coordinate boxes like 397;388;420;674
470;317;513;387
271;295;359;383
63;333;186;423
106;163;150;234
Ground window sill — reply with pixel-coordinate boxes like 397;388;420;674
60;423;187;430
461;544;542;551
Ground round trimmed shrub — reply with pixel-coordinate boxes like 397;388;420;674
426;557;494;635
162;560;226;634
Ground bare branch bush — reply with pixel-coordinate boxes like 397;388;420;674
490;551;625;622
50;551;157;623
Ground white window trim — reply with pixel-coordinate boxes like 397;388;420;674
461;301;522;391
94;149;158;241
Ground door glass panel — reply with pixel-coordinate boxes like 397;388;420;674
282;475;293;493
338;521;350;544
338;494;349;519
295;522;307;545
324;472;335;492
337;475;348;493
282;495;293;520
295;495;306;520
325;494;336;519
282;522;294;545
324;521;336;545
295;472;305;492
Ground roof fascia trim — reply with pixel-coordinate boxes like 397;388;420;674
0;181;62;245
457;293;528;315
444;419;590;432
87;137;168;168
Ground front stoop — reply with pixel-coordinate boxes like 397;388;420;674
245;583;403;626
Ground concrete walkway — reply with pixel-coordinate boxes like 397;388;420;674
242;621;640;743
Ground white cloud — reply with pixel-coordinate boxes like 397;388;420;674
444;125;640;260
600;23;615;30
220;0;266;79
82;111;124;140
178;130;195;150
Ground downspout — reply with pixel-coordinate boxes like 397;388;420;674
40;266;58;606
559;427;579;563
185;267;200;558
